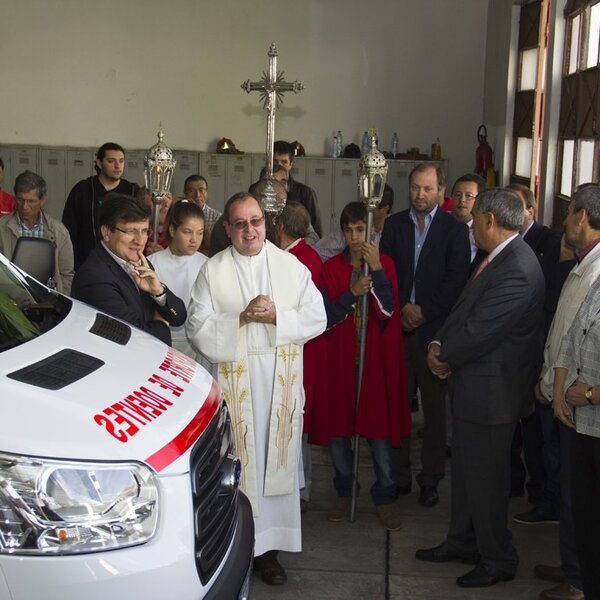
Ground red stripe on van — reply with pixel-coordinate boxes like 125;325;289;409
145;379;220;472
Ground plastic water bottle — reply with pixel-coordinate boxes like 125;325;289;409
331;134;338;158
361;131;369;156
391;132;399;157
336;130;343;157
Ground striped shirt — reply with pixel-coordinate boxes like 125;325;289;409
16;212;44;238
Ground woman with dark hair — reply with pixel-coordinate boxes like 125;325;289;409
150;200;207;358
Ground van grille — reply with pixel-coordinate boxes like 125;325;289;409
190;401;240;584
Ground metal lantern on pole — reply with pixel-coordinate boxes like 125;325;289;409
144;128;176;244
350;129;388;522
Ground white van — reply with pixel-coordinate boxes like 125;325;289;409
0;252;254;599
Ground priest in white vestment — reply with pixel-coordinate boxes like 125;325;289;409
186;192;326;585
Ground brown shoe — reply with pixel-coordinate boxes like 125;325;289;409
253;553;287;586
534;565;566;583
376;503;401;531
327;496;351;522
539;582;584;600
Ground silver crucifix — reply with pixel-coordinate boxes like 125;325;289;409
241;42;304;187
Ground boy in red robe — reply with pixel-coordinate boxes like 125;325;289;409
317;201;410;530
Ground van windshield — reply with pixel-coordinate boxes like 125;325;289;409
0;258;71;352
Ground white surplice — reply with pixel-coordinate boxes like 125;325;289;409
149;248;207;359
186;241;326;555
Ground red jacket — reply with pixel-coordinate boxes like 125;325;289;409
312;252;410;446
288;239;325;434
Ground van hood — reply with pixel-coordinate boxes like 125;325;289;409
1;301;219;476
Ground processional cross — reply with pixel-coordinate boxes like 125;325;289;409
241;43;304;212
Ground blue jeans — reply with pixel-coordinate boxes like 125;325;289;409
329;437;397;505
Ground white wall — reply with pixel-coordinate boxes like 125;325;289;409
1;0;490;186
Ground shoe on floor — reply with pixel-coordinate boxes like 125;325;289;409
534;564;565;583
253;552;287;586
376;503;401;531
418;485;439;507
539;582;584;600
415;542;479;564
513;507;559;525
456;562;514;588
327;496;351;522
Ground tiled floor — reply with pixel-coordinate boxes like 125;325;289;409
251;411;560;599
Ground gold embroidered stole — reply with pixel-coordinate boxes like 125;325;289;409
207;242;303;515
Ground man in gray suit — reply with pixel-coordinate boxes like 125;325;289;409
415;188;545;588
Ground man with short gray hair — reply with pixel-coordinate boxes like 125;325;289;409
532;184;600;600
0;170;74;294
417;188;545;589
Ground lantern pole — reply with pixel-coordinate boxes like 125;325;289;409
350;130;388;522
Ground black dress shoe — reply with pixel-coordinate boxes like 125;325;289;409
415;543;479;564
418;485;439;507
456;563;514;588
253;552;287;586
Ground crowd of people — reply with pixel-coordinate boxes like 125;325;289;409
0;140;599;600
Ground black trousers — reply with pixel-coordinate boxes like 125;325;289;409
446;417;519;574
395;332;447;488
570;430;600;600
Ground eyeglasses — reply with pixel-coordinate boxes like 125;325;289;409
229;216;265;231
112;226;150;239
452;192;478;201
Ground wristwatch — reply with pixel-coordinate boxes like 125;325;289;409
585;386;594;404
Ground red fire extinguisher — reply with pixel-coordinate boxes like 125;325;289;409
475;125;494;177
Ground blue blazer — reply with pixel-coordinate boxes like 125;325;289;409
380;208;471;349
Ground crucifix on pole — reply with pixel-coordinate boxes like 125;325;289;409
241;42;304;214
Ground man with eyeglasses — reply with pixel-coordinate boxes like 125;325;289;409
450;173;485;262
186;192;326;586
183;174;222;238
380;163;471;509
0;170;74;294
71;194;185;345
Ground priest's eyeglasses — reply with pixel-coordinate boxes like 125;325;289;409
229;216;265;231
112;226;150;239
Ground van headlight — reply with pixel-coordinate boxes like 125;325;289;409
0;452;158;555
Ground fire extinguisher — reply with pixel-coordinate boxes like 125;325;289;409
475;125;494;178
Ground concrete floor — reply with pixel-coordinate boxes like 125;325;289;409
251;411;560;600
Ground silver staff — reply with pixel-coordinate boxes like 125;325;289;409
350;130;389;522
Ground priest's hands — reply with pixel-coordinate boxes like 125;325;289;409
240;295;277;326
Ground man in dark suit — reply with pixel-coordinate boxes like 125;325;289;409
509;182;561;260
71;194;186;345
273;140;322;237
508;183;562;507
416;188;545;588
380;163;471;507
